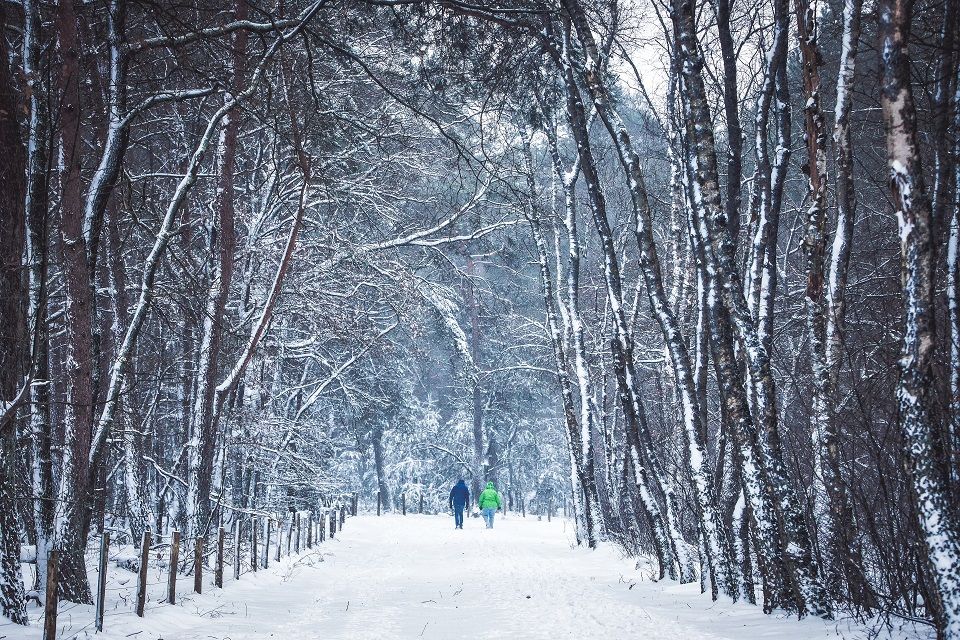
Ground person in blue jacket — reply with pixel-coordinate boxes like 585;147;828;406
448;479;470;529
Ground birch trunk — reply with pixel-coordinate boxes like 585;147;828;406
561;0;734;596
542;112;608;543
879;0;960;633
524;133;599;547
671;0;829;615
794;0;831;569
551;21;680;579
822;0;875;610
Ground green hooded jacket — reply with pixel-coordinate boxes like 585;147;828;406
477;482;502;509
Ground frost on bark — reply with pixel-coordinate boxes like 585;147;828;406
547;22;682;580
879;0;960;634
0;1;29;622
54;0;95;604
107;204;153;541
561;0;734;598
794;0;836;596
821;0;875;611
23;0;54;593
523;131;600;547
188;0;248;536
950;24;960;497
671;0;829;616
537;99;611;542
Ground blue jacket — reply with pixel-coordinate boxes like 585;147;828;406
449;480;470;509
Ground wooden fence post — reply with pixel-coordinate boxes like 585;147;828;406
251;517;258;573
377;491;381;516
234;519;241;580
340;506;345;528
318;512;325;542
42;549;59;640
329;509;337;538
95;533;109;632
167;530;180;604
352;493;358;516
215;527;224;588
401;494;406;515
420;494;424;514
136;529;151;617
306;513;313;549
194;536;204;593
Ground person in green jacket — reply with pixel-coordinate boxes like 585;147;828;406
477;482;502;529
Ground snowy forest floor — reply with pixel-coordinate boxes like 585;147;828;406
2;514;931;640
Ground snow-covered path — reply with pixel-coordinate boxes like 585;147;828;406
6;514;909;640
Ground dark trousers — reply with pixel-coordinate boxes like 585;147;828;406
453;504;465;527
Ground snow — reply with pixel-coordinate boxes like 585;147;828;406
2;515;928;640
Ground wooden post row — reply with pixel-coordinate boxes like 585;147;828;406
168;530;180;605
95;533;109;632
194;536;204;594
136;529;151;617
215;527;224;588
42;550;59;640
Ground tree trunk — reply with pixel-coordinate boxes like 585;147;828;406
188;0;248;536
540;114;608;543
671;0;830;615
950;29;960;499
822;0;875;611
23;0;54;594
879;0;960;634
0;1;29;622
372;424;390;512
551;19;680;579
562;0;734;597
523;134;599;546
54;0;95;604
